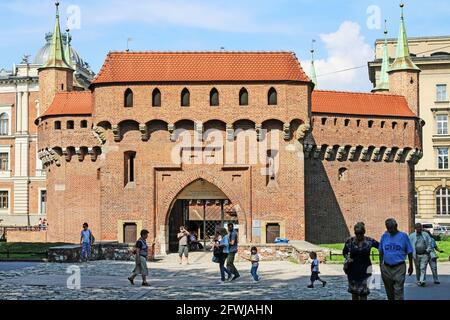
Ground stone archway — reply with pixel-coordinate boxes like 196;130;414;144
158;171;247;254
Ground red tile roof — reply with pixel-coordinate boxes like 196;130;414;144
312;90;416;118
92;51;310;84
41;91;93;118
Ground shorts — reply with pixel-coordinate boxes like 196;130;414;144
178;245;189;257
132;255;149;276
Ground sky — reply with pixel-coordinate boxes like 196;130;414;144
0;0;449;92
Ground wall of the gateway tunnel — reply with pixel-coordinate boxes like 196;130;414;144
304;159;413;244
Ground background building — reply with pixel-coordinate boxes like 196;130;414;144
369;35;450;227
0;30;94;227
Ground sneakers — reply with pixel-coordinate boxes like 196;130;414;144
142;282;149;287
434;281;440;285
307;284;314;288
128;277;135;285
322;281;327;287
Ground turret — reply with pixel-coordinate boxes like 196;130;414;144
310;40;318;88
387;2;421;116
38;1;74;115
372;21;390;93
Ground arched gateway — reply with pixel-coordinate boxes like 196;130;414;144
166;179;243;253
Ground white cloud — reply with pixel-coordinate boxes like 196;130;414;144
303;21;374;92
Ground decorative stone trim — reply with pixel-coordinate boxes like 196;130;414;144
255;123;263;141
168;123;176;142
92;126;107;145
283;123;290;141
112;125;121;142
296;123;311;142
139;124;149;141
75;147;85;161
62;147;73;162
195;122;203;141
226;124;234;141
88;147;98;161
304;144;422;164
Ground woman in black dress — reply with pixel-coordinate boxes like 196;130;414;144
343;222;379;300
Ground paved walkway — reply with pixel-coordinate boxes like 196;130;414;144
0;252;449;300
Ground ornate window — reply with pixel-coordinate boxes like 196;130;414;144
438;147;449;170
436;187;450;215
152;88;161;107
210;88;219;106
0;153;8;171
239;88;248;106
181;88;190;107
437;114;448;135
0;113;9;136
124;88;133;108
268;87;277;105
437;84;447;102
0;191;8;209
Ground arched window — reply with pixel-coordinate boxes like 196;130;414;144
0;113;9;136
54;121;61;130
210;88;219;106
436;187;450;215
239;88;248;106
152;88;161;107
124;88;133;108
268;87;277;105
181;88;190;107
338;168;348;181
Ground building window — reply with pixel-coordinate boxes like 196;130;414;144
40;190;47;215
0;191;8;209
437;114;448;135
124;151;136;186
0;153;8;171
436;187;450;215
344;119;350;126
437;84;448;102
438;147;449;169
54;121;61;130
124;88;133;108
181;88;190;107
80;120;88;128
268;87;277;105
152;88;161;107
67;120;74;130
239;88;248;106
368;120;374;128
392;122;397;129
210;88;219;106
0;113;9;135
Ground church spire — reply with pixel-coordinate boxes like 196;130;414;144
310;39;318;88
64;27;75;68
373;21;390;92
389;2;420;72
43;1;72;69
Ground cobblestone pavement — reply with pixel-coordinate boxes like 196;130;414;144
1;252;449;300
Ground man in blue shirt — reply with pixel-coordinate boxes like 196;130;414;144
226;223;240;281
379;218;414;300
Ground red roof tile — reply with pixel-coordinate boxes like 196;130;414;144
41;91;93;118
92;51;310;84
312;90;416;118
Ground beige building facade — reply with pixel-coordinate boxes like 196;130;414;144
0;32;94;227
370;35;450;227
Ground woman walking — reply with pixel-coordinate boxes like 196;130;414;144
128;229;150;287
213;228;231;283
343;222;379;300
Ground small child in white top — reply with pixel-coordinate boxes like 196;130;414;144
307;251;326;288
242;246;260;282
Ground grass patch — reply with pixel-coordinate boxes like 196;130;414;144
0;242;70;261
320;240;450;263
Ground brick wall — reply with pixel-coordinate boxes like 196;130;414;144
7;230;47;243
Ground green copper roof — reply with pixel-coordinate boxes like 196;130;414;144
64;29;75;68
43;2;73;70
373;26;390;92
389;3;420;72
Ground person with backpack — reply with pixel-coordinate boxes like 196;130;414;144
80;223;95;262
177;226;190;265
128;229;150;286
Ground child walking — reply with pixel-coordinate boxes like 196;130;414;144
242;246;261;282
307;251;326;288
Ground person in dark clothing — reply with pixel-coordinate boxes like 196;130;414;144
343;222;380;300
